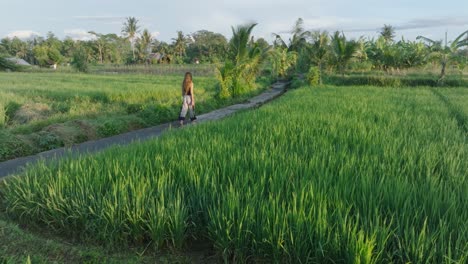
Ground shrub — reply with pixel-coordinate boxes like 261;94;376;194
51;102;71;114
35;131;64;150
126;103;143;114
137;104;176;125
4;101;22;124
0;56;20;71
0;130;33;161
307;66;321;86
71;47;89;73
97;119;126;137
324;74;468;87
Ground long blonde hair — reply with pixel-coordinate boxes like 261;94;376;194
182;72;192;94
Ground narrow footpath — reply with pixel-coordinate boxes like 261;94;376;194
0;81;288;178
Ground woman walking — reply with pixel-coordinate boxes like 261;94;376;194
179;72;196;126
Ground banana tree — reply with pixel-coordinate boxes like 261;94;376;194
417;30;468;79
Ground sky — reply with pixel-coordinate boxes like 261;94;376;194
1;0;468;43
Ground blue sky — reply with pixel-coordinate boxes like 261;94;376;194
2;0;468;43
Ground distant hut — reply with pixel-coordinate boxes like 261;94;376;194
147;52;171;64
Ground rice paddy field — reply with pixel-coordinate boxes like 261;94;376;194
1;85;466;263
0;71;266;161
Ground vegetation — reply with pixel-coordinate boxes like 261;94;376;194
216;23;265;98
417;30;468;80
0;17;467;262
0;71;268;161
0;55;20;71
1;17;466;85
1;85;466;263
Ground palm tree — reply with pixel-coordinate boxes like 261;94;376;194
172;31;187;64
272;18;310;52
330;31;359;75
217;23;264;97
417;30;468;80
121;17;140;60
380;24;396;43
309;31;330;83
137;29;153;62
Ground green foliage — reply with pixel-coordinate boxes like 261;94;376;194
0;72;222;160
186;30;228;63
71;47;89;73
289;75;307;89
215;61;234;99
137;104;176;125
417;30;468;79
215;23;265;98
268;47;297;79
4;101;21;124
307;66;320;86
33;131;64;150
330;31;359;75
125;103;143;114
97;119;126;137
324;73;468;87
2;86;467;263
51;101;70;114
0;130;32;160
380;24;396;42
0;56;20;71
366;37;428;71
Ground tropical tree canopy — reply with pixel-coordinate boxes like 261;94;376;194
417;30;468;79
121;17;140;60
217;23;265;98
380;24;396;42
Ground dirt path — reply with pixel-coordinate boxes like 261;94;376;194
0;81;288;178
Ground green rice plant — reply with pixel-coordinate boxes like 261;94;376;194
0;103;5;128
1;85;466;263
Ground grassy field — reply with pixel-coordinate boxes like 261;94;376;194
0;72;270;161
1;85;466;263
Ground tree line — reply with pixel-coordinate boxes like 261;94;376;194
1;17;467;86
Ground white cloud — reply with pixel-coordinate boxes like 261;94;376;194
6;30;41;40
151;31;160;38
64;29;97;41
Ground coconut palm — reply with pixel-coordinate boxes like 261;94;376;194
417;30;468;80
272;18;310;52
137;29;153;62
380;24;396;43
217;23;264;97
330;31;359;75
172;31;187;64
309;31;330;83
121;17;140;60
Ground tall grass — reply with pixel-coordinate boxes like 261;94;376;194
1;86;467;263
0;72;217;130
